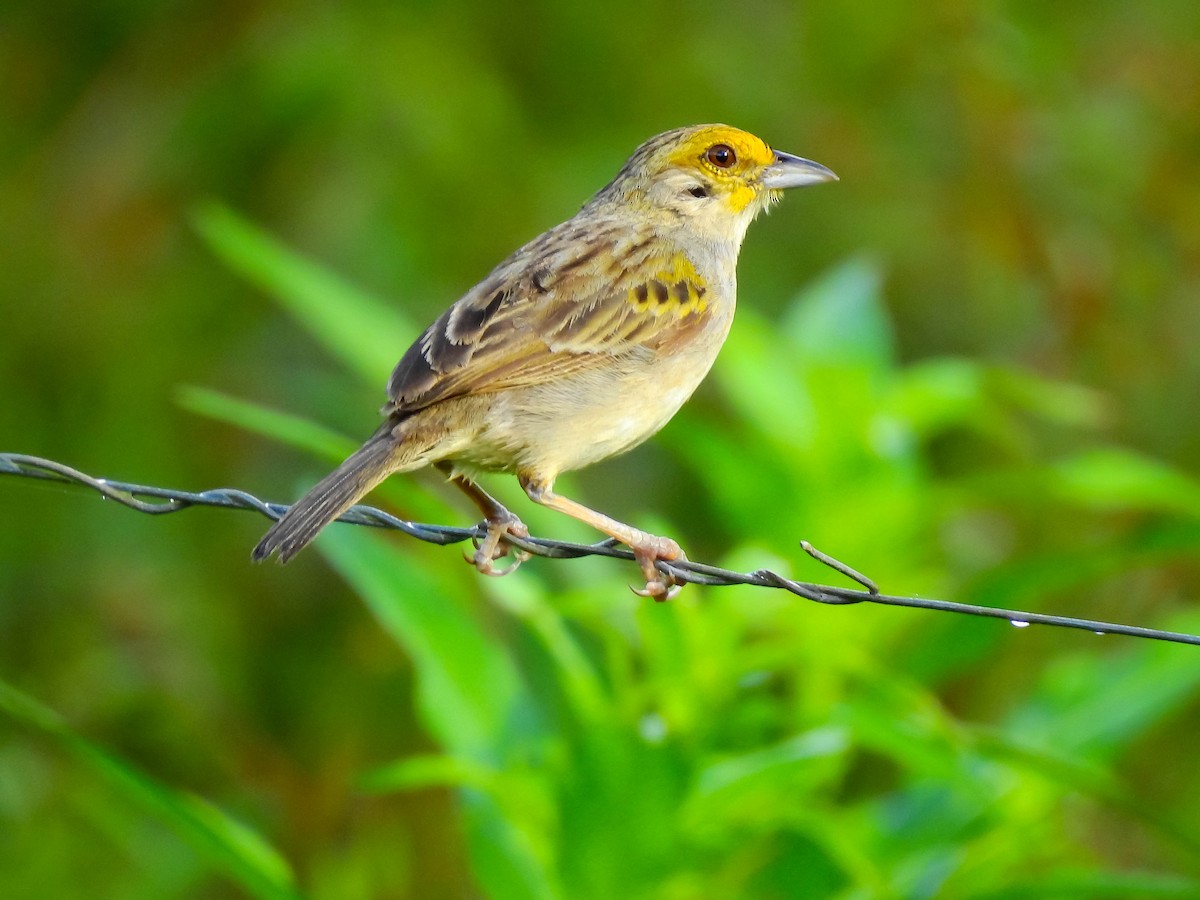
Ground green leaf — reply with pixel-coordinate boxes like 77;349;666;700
318;530;558;898
1004;615;1200;760
192;202;412;382
1049;447;1200;516
891;358;989;437
690;726;849;808
781;255;893;373
989;367;1110;430
359;754;502;795
176;385;358;460
713;257;891;457
0;679;300;900
177;384;458;523
977;728;1200;858
317;525;531;761
714;309;818;452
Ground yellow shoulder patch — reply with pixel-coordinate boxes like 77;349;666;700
627;254;708;317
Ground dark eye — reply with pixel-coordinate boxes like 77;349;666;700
688;185;709;198
706;143;736;169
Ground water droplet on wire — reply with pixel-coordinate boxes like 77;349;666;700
1010;620;1030;629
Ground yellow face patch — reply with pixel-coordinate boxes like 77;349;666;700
661;125;776;214
627;253;709;317
663;125;776;171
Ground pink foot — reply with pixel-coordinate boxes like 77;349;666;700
467;513;531;577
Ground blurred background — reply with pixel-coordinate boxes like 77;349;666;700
3;2;1200;898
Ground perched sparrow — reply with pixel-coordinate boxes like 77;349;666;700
253;124;836;599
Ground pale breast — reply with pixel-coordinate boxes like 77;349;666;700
453;311;732;479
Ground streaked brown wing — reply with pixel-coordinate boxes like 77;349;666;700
384;221;712;415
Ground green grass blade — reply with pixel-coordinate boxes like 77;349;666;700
359;754;503;795
192;202;413;383
317;529;561;898
177;385;358;460
0;678;301;900
317;526;530;761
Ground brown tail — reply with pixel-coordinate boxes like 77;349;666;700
253;432;398;563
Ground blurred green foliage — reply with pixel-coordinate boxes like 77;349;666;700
3;2;1200;898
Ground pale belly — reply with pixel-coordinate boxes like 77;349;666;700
451;343;720;479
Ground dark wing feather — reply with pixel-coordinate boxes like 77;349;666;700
384;218;712;415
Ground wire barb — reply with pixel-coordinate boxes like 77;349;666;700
3;451;1199;647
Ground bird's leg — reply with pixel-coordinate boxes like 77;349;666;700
518;473;685;601
436;462;530;576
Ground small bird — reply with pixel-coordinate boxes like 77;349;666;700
253;124;836;599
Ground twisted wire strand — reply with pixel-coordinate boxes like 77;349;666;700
3;451;1198;646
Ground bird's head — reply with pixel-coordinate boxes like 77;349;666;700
595;124;837;244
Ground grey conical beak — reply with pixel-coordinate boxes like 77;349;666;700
761;150;838;189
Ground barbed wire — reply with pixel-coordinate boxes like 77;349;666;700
3;451;1198;647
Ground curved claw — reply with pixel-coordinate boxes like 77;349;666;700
629;579;682;602
465;513;531;579
630;538;686;602
469;549;529;577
